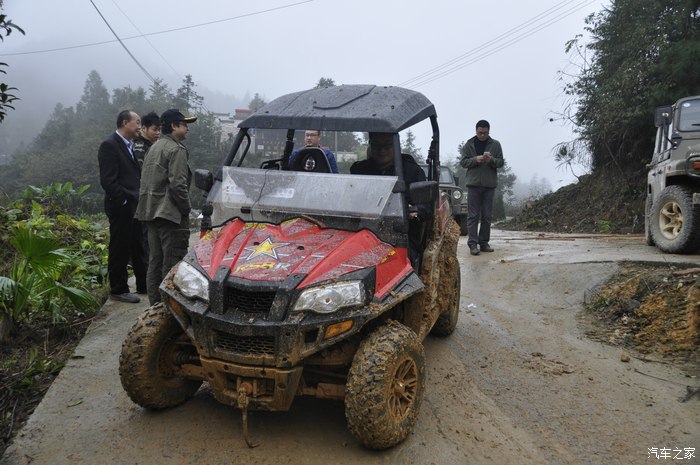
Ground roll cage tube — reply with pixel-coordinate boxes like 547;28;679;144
282;129;295;170
223;130;248;167
426;115;440;182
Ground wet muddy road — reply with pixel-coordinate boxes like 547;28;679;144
2;230;699;465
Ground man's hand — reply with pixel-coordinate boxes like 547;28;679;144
476;152;492;164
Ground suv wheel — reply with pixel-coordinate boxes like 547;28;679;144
650;185;700;254
345;321;425;449
119;304;202;409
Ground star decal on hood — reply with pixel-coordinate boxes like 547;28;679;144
243;237;290;261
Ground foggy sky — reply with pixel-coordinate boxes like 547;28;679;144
1;0;606;187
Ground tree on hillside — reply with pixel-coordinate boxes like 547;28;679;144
75;71;111;126
0;7;24;123
494;160;517;220
111;86;147;114
559;0;700;175
174;74;204;112
186;111;225;176
315;77;336;88
249;93;266;112
148;78;174;112
401;130;423;162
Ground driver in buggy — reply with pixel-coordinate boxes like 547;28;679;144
351;132;431;268
288;129;339;173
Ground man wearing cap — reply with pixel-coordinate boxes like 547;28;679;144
98;110;147;304
135;109;197;305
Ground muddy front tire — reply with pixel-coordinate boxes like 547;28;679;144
650;185;700;254
119;304;202;409
345;321;426;450
431;262;460;337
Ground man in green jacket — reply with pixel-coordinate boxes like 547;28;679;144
459;120;504;256
135;109;197;304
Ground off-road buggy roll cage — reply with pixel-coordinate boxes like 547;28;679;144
200;85;440;195
196;85;443;263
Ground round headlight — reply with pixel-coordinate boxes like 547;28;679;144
452;190;462;200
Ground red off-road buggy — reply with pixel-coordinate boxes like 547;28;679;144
119;85;461;449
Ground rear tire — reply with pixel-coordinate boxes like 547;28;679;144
119;304;202;409
431;260;460;337
650;185;700;254
345;321;426;450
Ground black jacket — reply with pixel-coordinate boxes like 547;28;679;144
98;132;141;215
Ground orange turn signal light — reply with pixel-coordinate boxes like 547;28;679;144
324;320;353;340
692;161;700;171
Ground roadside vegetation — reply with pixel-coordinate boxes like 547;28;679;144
0;183;109;453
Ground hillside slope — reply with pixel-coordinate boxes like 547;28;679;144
504;166;647;234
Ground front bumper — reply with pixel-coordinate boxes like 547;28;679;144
160;267;424;369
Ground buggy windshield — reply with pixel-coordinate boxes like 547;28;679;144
209;168;404;234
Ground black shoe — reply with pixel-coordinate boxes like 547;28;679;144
480;243;494;252
136;288;147;295
110;292;140;303
469;244;480;256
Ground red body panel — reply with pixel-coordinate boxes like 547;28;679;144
193;218;413;299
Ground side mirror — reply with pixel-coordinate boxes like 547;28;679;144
654;105;672;127
409;180;438;205
454;175;459;185
195;169;214;193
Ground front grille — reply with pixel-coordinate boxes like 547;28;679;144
225;287;276;314
214;330;276;356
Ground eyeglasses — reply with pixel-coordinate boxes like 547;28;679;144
305;133;320;138
373;143;393;151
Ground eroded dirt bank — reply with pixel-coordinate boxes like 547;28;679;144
2;230;698;465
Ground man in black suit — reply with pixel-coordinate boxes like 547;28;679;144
98;110;147;303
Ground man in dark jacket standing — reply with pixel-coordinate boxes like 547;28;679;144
98;110;147;303
459;120;504;256
135;109;196;305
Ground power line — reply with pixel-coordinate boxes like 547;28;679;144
88;0;156;84
400;0;596;89
399;0;580;87
108;0;213;114
0;0;314;57
109;0;181;81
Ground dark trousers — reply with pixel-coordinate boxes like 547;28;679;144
146;217;190;305
106;204;147;295
467;186;495;246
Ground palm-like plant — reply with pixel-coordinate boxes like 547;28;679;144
0;225;97;342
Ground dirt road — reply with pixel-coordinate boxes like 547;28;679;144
2;230;699;465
